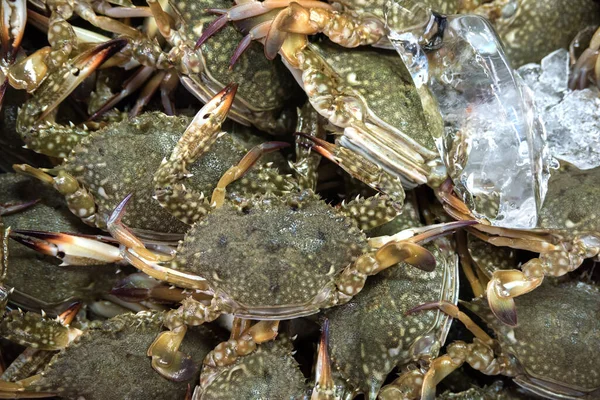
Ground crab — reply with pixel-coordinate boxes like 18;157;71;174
0;173;124;314
410;280;600;400
199;0;600;68
195;320;309;399
318;200;459;399
70;80;472;382
14;87;295;235
438;164;600;326
0;311;225;399
14;0;298;158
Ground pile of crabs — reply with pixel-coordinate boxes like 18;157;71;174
0;0;600;398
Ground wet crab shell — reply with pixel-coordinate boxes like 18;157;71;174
29;312;224;400
0;174;121;310
62;112;288;234
465;281;600;398
176;0;300;127
196;336;307;400
171;191;369;315
309;40;442;154
323;241;458;397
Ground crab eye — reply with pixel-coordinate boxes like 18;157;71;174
501;1;519;19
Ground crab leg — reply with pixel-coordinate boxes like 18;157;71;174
196;0;385;59
153;83;237;224
16;38;129;158
0;0;26;109
409;301;516;400
13;165;99;227
211;141;290;207
337;220;476;298
0;308;83;350
200;320;279;387
298;132;407;229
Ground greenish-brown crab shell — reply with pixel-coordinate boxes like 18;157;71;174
196;337;308;400
30;312;224;400
466;281;600;397
172;191;369;317
63;112;288;234
324;240;458;397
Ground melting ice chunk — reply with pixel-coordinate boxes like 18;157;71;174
385;1;551;229
518;49;600;170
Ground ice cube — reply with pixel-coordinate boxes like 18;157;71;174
386;1;551;229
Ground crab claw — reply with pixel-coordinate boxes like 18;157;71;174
0;0;26;108
9;229;122;266
148;326;199;382
486;281;518;327
312;319;334;400
0;199;39;216
29;38;129;123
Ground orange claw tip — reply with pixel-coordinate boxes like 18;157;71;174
487;283;518;327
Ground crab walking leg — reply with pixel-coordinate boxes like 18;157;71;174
311;319;335;400
0;375;56;398
378;369;426;400
290;103;325;191
13;164;99;226
210;141;290;207
408;302;516;400
15;38;129;158
153;83;238;225
456;231;486;298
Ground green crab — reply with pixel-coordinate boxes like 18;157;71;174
0;173;123;314
196;2;448;208
411;280;600;399
0;311;225;399
438;164;600;326
89;81;470;382
319;201;459;399
195;320;308;399
15;0;298;158
15;87;295;236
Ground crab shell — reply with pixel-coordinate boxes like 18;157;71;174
465;281;600;398
196;336;307;399
170;191;369;317
324;239;458;397
62;112;291;234
0;173;121;311
173;0;300;131
28;312;224;400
